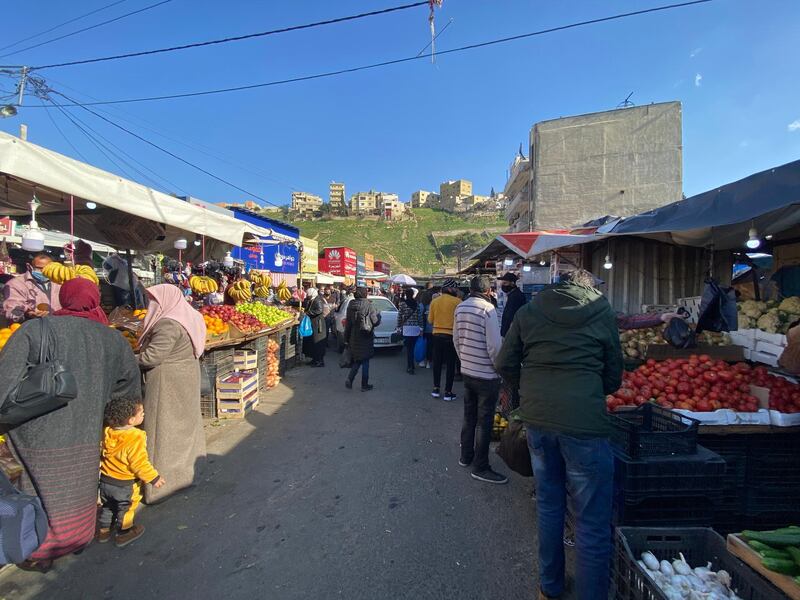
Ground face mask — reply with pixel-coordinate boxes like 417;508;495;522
501;283;514;293
31;270;49;283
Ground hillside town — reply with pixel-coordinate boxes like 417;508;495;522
0;2;799;600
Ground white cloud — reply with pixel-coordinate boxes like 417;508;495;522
694;73;703;87
690;47;703;58
789;120;800;132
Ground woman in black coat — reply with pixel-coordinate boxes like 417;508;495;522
344;287;381;391
302;288;328;367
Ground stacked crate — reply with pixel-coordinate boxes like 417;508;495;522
216;370;259;418
200;348;234;418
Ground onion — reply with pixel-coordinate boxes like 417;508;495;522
641;551;659;571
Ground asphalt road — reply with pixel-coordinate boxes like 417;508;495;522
0;347;567;600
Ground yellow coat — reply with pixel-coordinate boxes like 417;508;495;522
100;427;160;484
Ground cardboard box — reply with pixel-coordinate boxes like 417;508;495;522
750;351;779;367
769;410;800;427
754;340;786;358
728;329;757;350
754;329;787;347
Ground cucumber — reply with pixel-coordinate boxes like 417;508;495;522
788;547;800;568
742;530;800;548
761;557;799;575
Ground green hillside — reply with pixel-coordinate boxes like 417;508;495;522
291;209;506;275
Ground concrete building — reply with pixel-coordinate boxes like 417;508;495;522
379;193;406;220
506;101;683;231
439;179;473;212
350;190;379;215
461;194;490;209
217;200;259;211
329;182;346;212
291;191;323;215
411;190;439;208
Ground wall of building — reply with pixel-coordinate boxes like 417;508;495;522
531;101;683;230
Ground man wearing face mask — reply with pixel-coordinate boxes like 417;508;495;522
499;272;526;338
2;253;62;323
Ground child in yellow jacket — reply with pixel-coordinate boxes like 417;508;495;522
98;398;165;548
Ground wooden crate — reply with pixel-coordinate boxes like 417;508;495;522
216;371;258;399
217;388;259;419
234;350;258;371
727;534;800;599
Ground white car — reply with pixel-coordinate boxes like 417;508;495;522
334;295;402;351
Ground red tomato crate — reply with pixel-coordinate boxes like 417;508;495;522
216;371;259;419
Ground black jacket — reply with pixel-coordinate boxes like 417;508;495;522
344;298;381;361
501;287;526;337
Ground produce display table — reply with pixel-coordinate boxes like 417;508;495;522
204;318;296;351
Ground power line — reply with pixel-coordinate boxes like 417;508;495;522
32;1;430;70
0;1;128;54
32;0;714;107
53;90;281;207
0;0;175;59
39;98;91;163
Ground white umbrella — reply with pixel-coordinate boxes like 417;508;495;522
391;274;417;286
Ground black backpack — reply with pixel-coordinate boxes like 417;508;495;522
0;470;48;564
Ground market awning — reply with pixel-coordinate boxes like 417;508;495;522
604;159;800;249
468;231;570;262
0;131;251;251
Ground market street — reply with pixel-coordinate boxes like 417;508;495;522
0;349;552;600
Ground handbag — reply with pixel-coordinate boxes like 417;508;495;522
339;346;354;369
299;315;313;338
0;318;78;427
0;470;48;565
413;335;427;363
496;419;533;477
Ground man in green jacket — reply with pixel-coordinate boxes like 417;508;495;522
495;269;623;600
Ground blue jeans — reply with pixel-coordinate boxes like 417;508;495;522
526;429;613;600
348;359;370;386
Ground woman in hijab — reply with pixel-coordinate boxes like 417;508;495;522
138;284;207;503
302;287;327;367
0;278;140;569
398;287;421;374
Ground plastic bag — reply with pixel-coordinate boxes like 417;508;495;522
414;335;427;363
339;346;353;369
299;315;313;338
663;318;697;349
496;420;532;477
697;278;738;333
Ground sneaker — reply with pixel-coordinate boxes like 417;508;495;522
471;469;509;485
418;361;426;367
443;392;457;402
426;362;431;369
458;458;472;468
115;524;145;548
431;388;441;398
361;384;374;392
97;527;113;544
345;379;353;389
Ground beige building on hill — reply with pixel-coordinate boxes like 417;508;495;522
378;193;406;220
350;190;379;215
329;182;346;212
291;191;323;215
411;190;439;208
439;179;473;212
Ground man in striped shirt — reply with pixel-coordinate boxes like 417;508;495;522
452;276;507;484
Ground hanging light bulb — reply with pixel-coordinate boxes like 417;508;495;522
539;259;546;266
223;251;234;268
603;255;613;270
193;236;201;246
765;234;773;241
746;228;761;250
21;194;45;251
85;201;97;210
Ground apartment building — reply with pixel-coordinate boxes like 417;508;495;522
349;190;379;215
329;181;346;212
291;191;323;215
411;190;439;208
379;193;406;220
439;179;473;212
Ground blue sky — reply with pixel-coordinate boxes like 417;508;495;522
1;0;798;208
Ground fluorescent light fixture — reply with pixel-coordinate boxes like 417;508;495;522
85;201;97;210
746;228;761;250
503;258;514;267
765;234;773;241
603;255;613;270
522;264;532;272
174;238;188;250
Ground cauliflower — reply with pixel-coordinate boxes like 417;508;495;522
779;296;800;315
738;314;755;330
757;312;781;334
740;300;764;319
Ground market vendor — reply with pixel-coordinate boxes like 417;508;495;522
2;253;62;323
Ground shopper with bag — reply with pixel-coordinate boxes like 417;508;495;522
453;276;507;484
0;280;141;568
495;269;623;600
343;287;381;392
397;288;421;374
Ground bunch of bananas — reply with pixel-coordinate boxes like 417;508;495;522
227;279;252;303
42;262;76;285
74;265;99;285
249;270;272;288
276;280;292;303
189;275;219;295
254;285;271;298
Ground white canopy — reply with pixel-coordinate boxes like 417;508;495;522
0;131;251;250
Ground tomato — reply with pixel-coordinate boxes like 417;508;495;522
739;383;750;393
718;371;734;382
710;400;723;410
703;372;718;383
666;393;679;403
665;386;676;394
698;354;711;363
696;399;712;412
676;382;691;395
646;359;657;367
686;368;697;378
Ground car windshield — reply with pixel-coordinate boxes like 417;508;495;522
370;298;396;312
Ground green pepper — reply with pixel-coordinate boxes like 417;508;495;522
761;556;799;575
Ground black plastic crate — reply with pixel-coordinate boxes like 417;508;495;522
613;527;786;600
611;404;699;459
745;511;800;531
614;445;725;499
744;483;800;516
713;511;750;536
200;358;235;419
614;495;717;528
204;347;234;365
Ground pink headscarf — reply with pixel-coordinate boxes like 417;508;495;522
140;284;207;358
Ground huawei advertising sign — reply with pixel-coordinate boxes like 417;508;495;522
323;247;357;276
